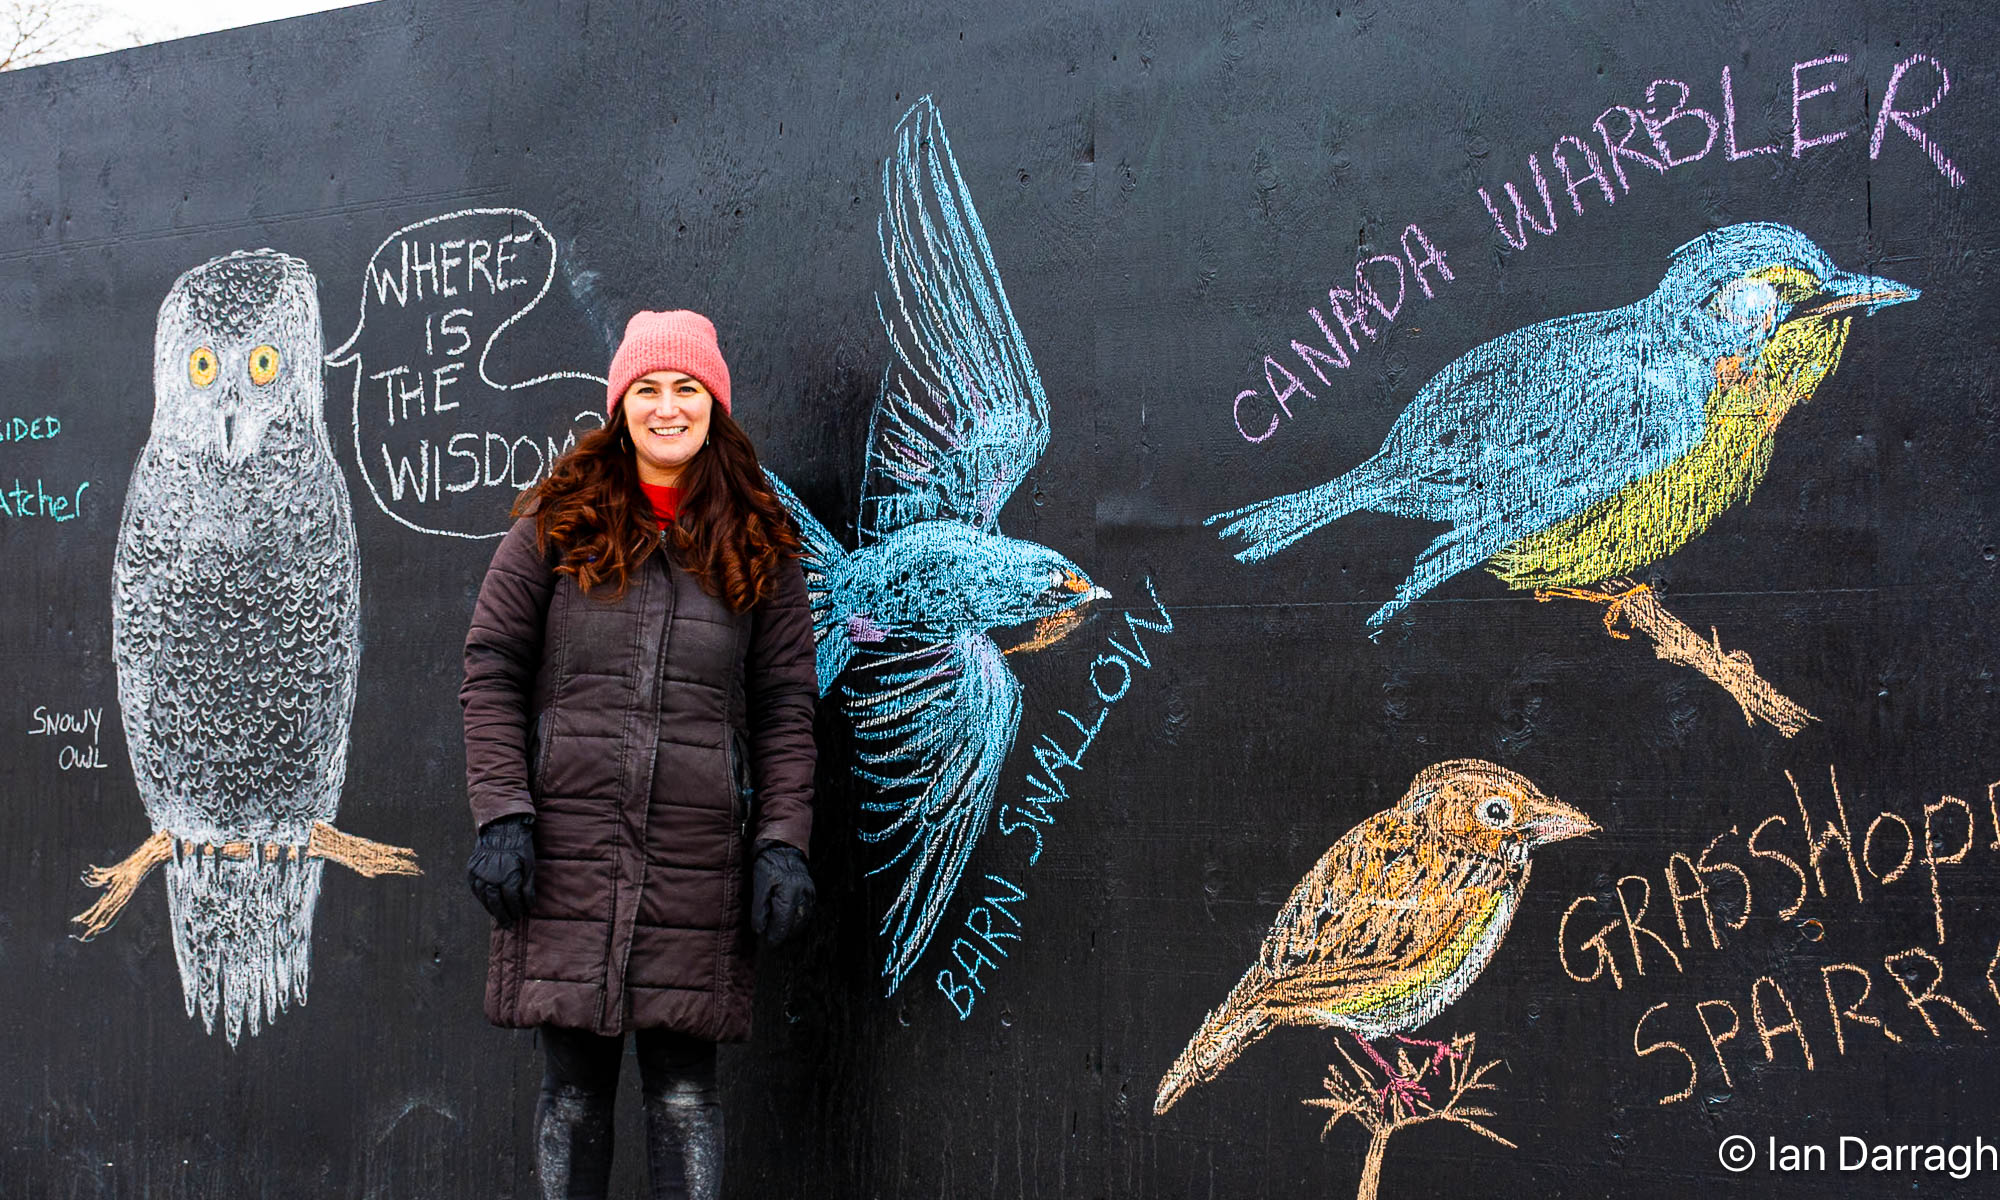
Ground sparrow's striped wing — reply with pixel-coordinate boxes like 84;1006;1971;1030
860;95;1049;544
849;630;1023;994
1253;819;1510;1016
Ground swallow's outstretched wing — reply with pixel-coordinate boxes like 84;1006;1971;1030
849;630;1023;993
860;96;1050;544
762;469;854;692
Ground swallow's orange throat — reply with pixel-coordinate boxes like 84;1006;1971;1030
1005;605;1090;655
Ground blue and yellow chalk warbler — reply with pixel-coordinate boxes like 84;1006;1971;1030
1210;222;1918;626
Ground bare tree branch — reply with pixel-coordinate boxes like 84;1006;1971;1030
2;1;148;72
1304;1033;1516;1200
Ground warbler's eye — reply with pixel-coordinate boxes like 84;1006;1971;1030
1709;277;1780;325
188;347;218;388
1478;798;1515;829
248;344;281;386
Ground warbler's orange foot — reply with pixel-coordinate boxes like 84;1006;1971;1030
1533;580;1651;640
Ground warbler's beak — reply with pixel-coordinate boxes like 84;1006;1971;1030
1791;271;1921;319
1523;798;1599;846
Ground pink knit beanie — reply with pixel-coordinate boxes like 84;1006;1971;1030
605;310;732;415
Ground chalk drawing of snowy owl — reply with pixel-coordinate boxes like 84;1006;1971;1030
72;249;418;1046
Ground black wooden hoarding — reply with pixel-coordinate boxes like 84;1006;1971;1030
2;1;1994;1195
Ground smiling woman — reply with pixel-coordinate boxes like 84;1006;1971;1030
621;370;713;486
459;309;820;1199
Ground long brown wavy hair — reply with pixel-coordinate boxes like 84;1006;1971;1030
515;403;802;611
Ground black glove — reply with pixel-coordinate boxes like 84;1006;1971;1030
466;814;535;926
750;842;815;947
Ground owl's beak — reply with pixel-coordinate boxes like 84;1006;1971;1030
215;394;259;461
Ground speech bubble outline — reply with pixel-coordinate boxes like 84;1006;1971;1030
327;207;606;540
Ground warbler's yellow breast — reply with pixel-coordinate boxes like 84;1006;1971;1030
1488;316;1852;591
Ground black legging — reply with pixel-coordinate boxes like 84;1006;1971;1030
536;1025;721;1200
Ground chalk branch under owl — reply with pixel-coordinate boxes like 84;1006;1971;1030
71;249;419;1047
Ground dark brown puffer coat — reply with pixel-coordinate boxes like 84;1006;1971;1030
460;516;817;1040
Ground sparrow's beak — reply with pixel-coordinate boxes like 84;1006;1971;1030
1523;797;1599;846
1790;271;1921;320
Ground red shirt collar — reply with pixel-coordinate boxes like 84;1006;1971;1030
638;482;682;528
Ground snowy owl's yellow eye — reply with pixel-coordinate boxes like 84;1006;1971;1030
248;344;280;386
188;347;218;388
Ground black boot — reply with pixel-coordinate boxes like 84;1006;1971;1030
536;1026;625;1199
535;1082;615;1199
642;1075;722;1199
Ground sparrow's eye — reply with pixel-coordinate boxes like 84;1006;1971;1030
1477;798;1515;829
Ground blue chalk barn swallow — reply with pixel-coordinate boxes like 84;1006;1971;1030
769;97;1108;994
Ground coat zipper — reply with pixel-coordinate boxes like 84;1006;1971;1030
530;710;552;792
725;731;755;841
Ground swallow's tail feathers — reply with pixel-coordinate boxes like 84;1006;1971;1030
1155;967;1279;1115
850;633;1024;994
763;469;855;692
868;774;990;995
1206;456;1399;563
